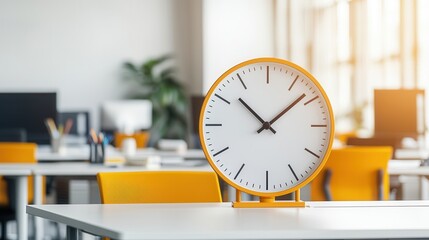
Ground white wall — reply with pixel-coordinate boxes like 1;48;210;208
0;0;177;129
202;0;275;93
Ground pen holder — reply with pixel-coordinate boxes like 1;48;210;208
51;136;65;154
89;141;106;164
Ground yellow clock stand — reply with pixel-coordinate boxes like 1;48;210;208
233;189;305;208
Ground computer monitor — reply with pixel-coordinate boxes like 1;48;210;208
374;89;425;140
0;92;57;144
100;100;152;134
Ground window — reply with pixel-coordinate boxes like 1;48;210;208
277;0;427;133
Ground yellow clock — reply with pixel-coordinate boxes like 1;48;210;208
199;58;334;208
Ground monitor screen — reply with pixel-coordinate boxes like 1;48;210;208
374;89;425;139
100;100;152;134
0;92;57;144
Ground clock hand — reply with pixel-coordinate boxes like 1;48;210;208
257;93;306;133
238;98;276;134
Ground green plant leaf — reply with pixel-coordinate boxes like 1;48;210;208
123;54;188;144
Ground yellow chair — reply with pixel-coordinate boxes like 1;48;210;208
0;143;44;239
114;131;150;149
97;171;222;204
0;143;39;205
310;146;393;201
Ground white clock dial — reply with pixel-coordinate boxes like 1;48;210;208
200;59;334;196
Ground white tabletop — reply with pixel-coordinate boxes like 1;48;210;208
388;159;429;176
0;168;32;176
36;145;206;162
27;201;429;240
0;162;212;176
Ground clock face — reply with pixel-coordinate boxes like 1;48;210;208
199;58;334;197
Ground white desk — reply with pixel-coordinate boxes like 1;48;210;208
36;145;206;162
27;201;429;240
0;169;31;240
0;161;211;240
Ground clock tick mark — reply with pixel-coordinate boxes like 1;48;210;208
213;147;229;157
304;96;319;106
311;124;327;127
288;164;299;181
218;88;222;91
288;75;299;91
266;66;269;84
305;148;320;158
220;164;223;167
215;93;231;104
265;171;269;190
237;73;247;90
222;84;226;87
234;164;245;180
227;80;230;83
205;124;222;126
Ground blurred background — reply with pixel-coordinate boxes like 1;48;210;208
0;0;428;145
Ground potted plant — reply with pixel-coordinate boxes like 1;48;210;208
123;55;188;146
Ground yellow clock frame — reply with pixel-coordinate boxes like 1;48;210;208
199;58;335;208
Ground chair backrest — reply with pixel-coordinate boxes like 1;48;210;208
0;142;37;163
114;131;150;149
97;171;222;204
0;143;37;206
310;146;393;201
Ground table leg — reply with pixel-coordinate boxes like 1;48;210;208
34;174;44;240
15;176;28;240
420;176;429;200
66;226;79;240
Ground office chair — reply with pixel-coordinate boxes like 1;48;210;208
310;146;393;201
97;171;222;204
0;143;40;240
114;131;150;149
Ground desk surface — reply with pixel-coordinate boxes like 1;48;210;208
27;201;429;240
37;145;206;162
0;162;212;176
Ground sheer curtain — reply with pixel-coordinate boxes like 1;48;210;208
276;0;427;133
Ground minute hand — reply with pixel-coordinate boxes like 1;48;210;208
257;93;306;133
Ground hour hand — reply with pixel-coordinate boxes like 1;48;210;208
238;98;276;134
